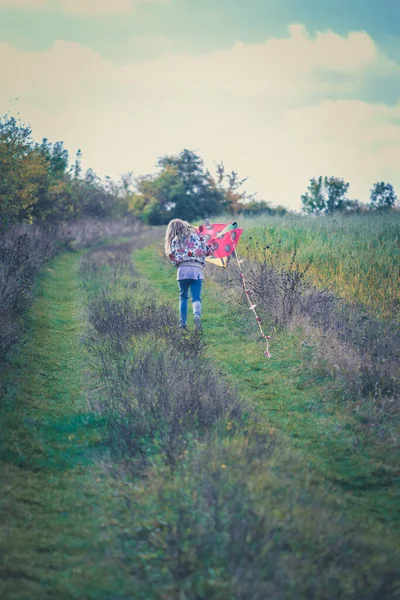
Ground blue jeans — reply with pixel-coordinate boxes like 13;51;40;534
178;279;202;326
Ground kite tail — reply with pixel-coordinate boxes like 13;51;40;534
233;249;272;358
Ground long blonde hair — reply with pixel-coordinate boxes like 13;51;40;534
164;219;193;256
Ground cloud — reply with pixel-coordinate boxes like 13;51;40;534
0;0;167;13
1;25;399;208
0;0;46;6
60;0;159;15
127;33;183;61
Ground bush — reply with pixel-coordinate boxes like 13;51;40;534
115;439;398;599
0;218;144;365
0;228;57;360
103;341;243;466
211;239;399;403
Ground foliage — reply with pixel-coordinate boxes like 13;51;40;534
240;212;400;321
0;115;48;228
214;162;253;213
0;114;132;229
238;199;288;216
0;219;140;364
2;113;399;230
0;230;53;360
370;181;398;209
130;149;289;224
129;169;184;225
129;149;227;224
301;175;352;214
239;226;399;400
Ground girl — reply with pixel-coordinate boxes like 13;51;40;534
165;219;214;331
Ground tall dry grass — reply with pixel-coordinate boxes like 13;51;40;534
79;239;399;599
240;211;399;321
0;218;141;364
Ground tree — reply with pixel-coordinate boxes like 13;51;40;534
214;162;255;213
301;176;350;214
0;115;48;228
301;176;325;214
32;139;74;222
130;150;227;224
370;182;397;209
157;149;226;220
72;149;82;179
0;112;131;228
237;200;288;216
75;169;119;219
324;176;350;212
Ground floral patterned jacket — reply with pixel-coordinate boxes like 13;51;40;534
168;232;213;267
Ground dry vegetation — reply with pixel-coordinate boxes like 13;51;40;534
1;211;399;599
76;237;398;598
0;218;139;363
218;213;400;422
241;212;399;321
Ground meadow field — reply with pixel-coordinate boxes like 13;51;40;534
1;212;399;599
240;211;400;321
2;1;400;594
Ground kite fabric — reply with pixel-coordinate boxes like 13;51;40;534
197;221;272;358
196;222;243;261
205;256;228;268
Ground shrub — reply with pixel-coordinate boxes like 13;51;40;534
102;341;243;466
0;228;57;361
115;439;398;599
0;218;146;366
210;239;399;403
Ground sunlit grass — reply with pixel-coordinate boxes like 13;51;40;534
236;211;399;320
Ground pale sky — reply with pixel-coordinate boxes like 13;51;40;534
1;0;399;208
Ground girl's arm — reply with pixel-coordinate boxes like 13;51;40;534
196;233;215;257
168;238;179;265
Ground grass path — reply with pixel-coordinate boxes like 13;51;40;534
133;246;399;529
0;252;121;600
1;252;98;468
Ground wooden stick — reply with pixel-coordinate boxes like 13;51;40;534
233;248;272;358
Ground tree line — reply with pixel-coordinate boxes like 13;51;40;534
0;115;132;230
0;114;288;230
301;176;397;214
1;113;397;230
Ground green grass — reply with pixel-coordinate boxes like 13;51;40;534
236;212;399;320
0;252;102;467
77;239;399;597
1;238;399;599
133;246;399;526
0;252;125;599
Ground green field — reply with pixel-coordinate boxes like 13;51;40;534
238;212;399;321
1;216;399;599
